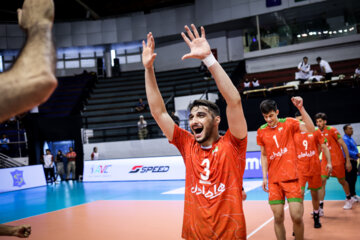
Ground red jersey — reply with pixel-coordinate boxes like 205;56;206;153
170;125;247;240
316;126;345;166
257;118;300;183
66;151;77;161
294;130;325;176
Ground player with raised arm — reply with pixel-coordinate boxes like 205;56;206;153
142;24;248;239
314;113;353;212
257;98;315;240
294;112;332;228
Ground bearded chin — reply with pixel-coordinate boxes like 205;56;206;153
195;126;213;144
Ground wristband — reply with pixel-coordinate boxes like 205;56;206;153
202;53;217;68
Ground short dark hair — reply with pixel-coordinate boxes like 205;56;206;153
188;99;220;117
303;56;308;60
316;57;321;62
343;124;351;131
314;112;327;121
295;111;301;117
260;99;277;114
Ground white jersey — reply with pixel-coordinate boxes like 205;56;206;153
319;60;332;73
244;81;251;88
252;80;260;87
91;152;99;160
355;68;360;75
44;155;54;168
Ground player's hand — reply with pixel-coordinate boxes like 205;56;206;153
242;190;247;201
18;0;54;30
12;225;31;238
291;96;303;110
345;161;352;172
262;179;269;193
326;163;332;175
181;24;211;60
142;32;157;69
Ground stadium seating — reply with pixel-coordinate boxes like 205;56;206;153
82;61;239;142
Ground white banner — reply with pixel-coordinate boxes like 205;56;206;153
83;156;186;182
0;165;46;193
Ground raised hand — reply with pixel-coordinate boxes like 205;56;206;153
181;24;211;60
142;32;157;69
291;96;303;110
18;0;55;30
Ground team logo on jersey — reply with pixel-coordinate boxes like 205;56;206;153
270;147;288;160
212;146;218;154
191;183;226;199
11;170;26;187
278;127;283;132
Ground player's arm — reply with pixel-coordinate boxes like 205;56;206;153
291;96;315;133
338;138;352;172
321;143;332;175
0;224;31;238
142;33;175;141
0;0;57;122
260;146;269;192
181;24;246;139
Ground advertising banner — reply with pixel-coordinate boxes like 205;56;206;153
0;165;46;193
83;156;186;182
83;151;263;182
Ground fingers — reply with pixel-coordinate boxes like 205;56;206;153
182;53;193;61
150;33;155;49
201;26;205;38
191;24;200;38
184;25;195;40
142;40;146;49
17;9;22;26
181;32;191;47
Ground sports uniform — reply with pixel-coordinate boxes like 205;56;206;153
170;124;247;240
294;130;325;191
257;118;302;204
317;126;345;179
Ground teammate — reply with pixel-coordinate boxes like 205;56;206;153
314;113;353;212
0;0;56;238
257;98;315;240
142;24;248;239
294;112;332;228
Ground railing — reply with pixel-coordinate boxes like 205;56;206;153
0;152;24;169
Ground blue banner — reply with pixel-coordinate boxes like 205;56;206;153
244;151;263;178
266;0;282;7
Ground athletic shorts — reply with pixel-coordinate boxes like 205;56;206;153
321;160;345;179
299;173;322;191
268;180;302;205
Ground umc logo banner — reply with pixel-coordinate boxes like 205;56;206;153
10;170;26;187
244;151;263;178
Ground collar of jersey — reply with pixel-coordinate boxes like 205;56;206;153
201;145;212;150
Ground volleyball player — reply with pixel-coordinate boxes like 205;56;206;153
142;24;248;239
257;97;315;240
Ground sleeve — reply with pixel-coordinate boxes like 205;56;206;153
330;127;342;140
223;130;247;155
297;62;302;69
287;117;300;134
256;129;264;146
169;124;193;156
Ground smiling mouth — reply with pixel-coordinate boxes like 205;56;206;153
192;126;204;138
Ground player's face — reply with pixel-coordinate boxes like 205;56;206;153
262;110;279;127
316;118;326;130
189;106;217;144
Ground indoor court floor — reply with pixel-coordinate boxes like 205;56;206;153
0;177;359;239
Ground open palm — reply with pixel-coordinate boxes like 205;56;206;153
142;32;157;69
181;24;211;60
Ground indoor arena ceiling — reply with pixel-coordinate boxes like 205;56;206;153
0;0;194;23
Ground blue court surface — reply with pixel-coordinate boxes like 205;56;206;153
1;177;359;224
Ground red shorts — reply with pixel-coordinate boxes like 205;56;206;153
298;173;322;191
268;180;302;205
321;159;345;179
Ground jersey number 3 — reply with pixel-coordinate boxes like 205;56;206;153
200;159;211;184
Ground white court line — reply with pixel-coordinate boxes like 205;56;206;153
246;190;310;239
